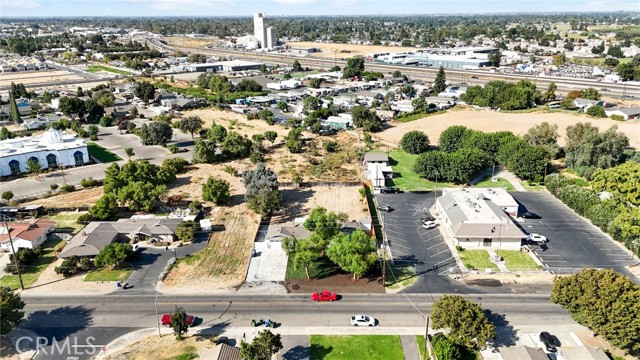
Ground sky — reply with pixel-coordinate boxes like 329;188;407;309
1;0;639;17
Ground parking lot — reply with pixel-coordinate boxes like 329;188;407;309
377;191;474;294
511;192;633;275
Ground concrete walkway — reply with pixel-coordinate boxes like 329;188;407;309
469;167;527;192
400;335;421;360
486;249;509;272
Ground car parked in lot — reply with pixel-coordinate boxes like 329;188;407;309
311;290;338;301
526;233;548;244
351;315;377;326
421;215;435;223
377;204;392;212
539;331;560;352
381;187;403;194
422;221;437;229
520;211;541;219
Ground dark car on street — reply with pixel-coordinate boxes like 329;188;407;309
539;331;560;352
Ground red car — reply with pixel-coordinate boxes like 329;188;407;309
311;290;338;302
161;313;195;327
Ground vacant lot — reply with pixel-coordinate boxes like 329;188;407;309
376;108;640;149
164;36;223;49
106;334;214;360
0;70;85;87
287;41;416;59
24;187;103;208
310;335;404;360
275;185;369;223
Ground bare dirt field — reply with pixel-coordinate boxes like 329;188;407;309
274;186;369;223
23;187;103;208
376;108;640;149
287;41;417;59
164;36;223;49
183;108;291;139
287;272;384;294
0;70;85;87
107;334;214;360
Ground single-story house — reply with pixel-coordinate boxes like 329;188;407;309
22;114;61;131
557;346;609;360
605;106;640;120
499;346;549;360
59;218;183;258
435;188;525;250
200;343;240;360
0;219;55;251
323;115;353;130
363;151;389;165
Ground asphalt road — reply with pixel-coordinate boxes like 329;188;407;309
511;192;634;277
18;292;574;360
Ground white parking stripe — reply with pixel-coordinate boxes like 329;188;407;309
431;249;451;257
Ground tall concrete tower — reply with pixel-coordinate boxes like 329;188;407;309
253;13;268;49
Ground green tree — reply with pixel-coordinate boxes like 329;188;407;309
293;239;318;279
207;124;227;143
523;122;560;159
489;50;502;66
202;177;230;204
285;127;305;153
552;53;566;66
586;105;606;118
88;194;117;220
236;79;263;92
438;125;468;153
326;229;377;280
616;62;636;81
322;140;340;153
276;101;288;112
242;163;282;216
26;158;41;176
304;207;342;243
134;81;156;103
59;96;87;120
2;191;14;201
413;150;449;181
342;56;365;79
222;131;252;159
192;139;217;164
0;287;25;335
433;66;447;94
432;333;462;360
551;268;640;352
543;82;557;102
171;306;189;340
175;220;198;241
124;147;134;159
431;295;496;349
141;121;173;146
94;243;133;267
308;78;322;89
85;99;105;123
9;91;21;124
0;127;14;141
582;87;601;100
263;130;277;145
117;181;166;211
591;162;640;206
178;116;203;138
604;57;620;67
99;115;113;127
302;96;323;114
400;130;430;154
292;60;303;72
240;329;283;360
351;106;383;132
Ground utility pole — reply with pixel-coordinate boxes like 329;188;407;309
381;243;386;287
424;316;435;360
154;291;161;336
3;217;24;290
630;239;639;266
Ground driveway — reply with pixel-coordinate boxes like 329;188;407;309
377;191;497;294
511;192;633;275
114;231;209;295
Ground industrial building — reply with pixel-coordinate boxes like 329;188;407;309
183;60;263;73
374;46;498;70
253;13;277;49
435;188;525;250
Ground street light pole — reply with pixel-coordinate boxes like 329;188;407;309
154;291;161;336
3;217;24;290
630;239;639;266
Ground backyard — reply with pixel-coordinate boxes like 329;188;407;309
87;142;122;163
0;238;65;289
310;335;404;360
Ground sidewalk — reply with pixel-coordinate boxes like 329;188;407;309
400;335;421;360
469;167;526;192
486;249;508;272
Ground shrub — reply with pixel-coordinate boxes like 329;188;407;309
2;191;14;201
80;177;101;188
76;213;93;225
59;184;76;193
168;144;179;153
610;114;625;121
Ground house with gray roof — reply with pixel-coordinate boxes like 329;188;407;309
60;218;182;258
605;106;640;120
435;188;525;250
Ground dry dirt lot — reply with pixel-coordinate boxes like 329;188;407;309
183;108;292;139
0;70;85;87
107;334;214;360
164;36;224;49
377;108;640;149
274;186;369;223
23;187;104;208
287;41;417;59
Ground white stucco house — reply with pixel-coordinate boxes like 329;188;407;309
0;219;55;250
0;128;89;177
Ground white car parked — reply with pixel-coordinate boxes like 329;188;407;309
422;221;437;229
351;315;377;327
526;233;548;244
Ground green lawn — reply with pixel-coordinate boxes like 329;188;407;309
364;185;383;243
43;211;88;234
520;181;546;191
84;267;132;282
87;65;133;76
87;142;122;163
0;239;65;289
458;250;499;271
416;336;427;360
416;336;479;360
310;335;404;360
388;150;456;191
394;111;445;123
285;256;337;280
496;250;542;271
386;264;417;289
472;175;515;191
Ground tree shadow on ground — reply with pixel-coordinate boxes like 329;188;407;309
485;309;518;347
282;345;311;360
309;344;333;360
273;188;315;223
19;306;94;343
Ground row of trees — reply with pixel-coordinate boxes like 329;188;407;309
461;80;539;110
564;122;630;179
